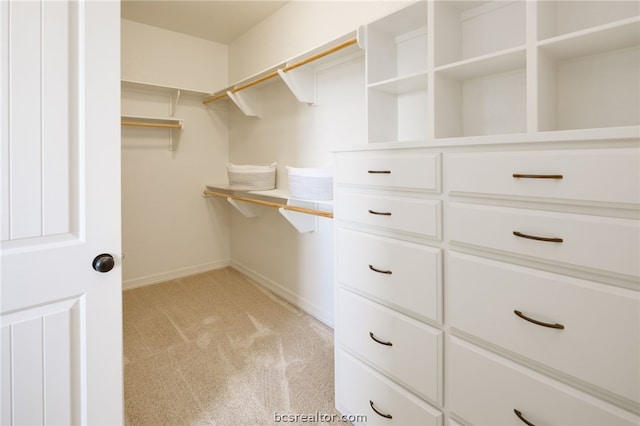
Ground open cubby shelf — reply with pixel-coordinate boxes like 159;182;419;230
364;0;640;143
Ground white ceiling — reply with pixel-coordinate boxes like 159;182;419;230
121;1;290;45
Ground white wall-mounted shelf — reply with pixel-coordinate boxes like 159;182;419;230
202;185;333;234
121;79;212;97
202;31;362;115
122;79;216;117
121;80;198;151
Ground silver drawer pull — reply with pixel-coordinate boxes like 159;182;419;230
514;409;536;426
369;264;392;275
513;173;563;180
368;209;392;216
514;310;565;330
369;400;393;419
369;332;392;346
368;170;391;174
513;231;563;243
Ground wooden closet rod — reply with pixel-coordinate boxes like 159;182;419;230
121;121;183;129
202;37;358;105
232;70;280;94
282;37;357;73
202;189;334;219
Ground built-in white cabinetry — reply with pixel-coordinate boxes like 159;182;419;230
334;149;445;425
448;253;639;402
334;1;639;425
337;350;443;425
449;337;638;425
444;143;639;423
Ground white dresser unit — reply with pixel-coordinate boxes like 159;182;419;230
334;1;640;425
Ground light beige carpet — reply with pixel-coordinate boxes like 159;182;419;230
123;267;341;425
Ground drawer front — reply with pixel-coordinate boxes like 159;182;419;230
448;202;640;277
336;192;441;239
335;152;441;191
449;337;639;426
336;349;443;426
447;252;640;402
337;228;442;323
447;148;640;205
337;289;442;403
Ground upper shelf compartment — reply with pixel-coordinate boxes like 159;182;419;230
365;1;428;86
434;1;526;69
365;1;429;144
201;32;362;116
537;0;640;41
536;17;640;132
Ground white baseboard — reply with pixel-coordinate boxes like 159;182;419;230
123;259;231;290
230;260;334;329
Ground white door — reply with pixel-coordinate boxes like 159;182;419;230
1;1;122;424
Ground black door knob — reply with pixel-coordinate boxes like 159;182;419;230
92;253;115;273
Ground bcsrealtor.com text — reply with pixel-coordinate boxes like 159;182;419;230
274;411;367;423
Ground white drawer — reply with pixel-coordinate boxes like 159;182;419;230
447;252;640;402
337;289;442;404
337;228;442;323
448;202;640;278
449;337;639;426
336;192;441;239
336;349;443;426
447;148;640;205
335;152;441;191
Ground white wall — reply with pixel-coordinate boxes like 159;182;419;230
228;55;367;327
225;1;410;327
121;21;231;288
121;19;227;93
228;0;410;82
120;2;405;325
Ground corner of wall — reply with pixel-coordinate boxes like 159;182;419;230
227;1;409;82
121;18;228;92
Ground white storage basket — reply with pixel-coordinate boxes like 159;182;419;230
227;162;276;190
287;166;333;200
